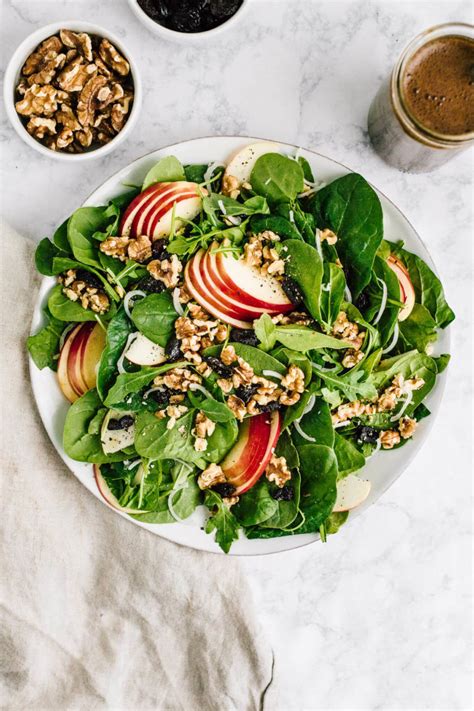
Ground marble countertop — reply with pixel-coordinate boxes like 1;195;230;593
1;1;472;709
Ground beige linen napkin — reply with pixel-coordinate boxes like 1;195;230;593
0;221;273;711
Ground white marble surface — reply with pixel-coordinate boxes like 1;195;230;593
1;0;472;709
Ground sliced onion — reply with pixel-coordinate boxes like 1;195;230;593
58;323;77;352
172;287;184;316
301;394;316;418
124;289;146;319
334;420;351;428
390;391;413;422
143;385;165;399
372;276;388;325
315;228;323;259
311;361;337;372
117;332;140;374
125;458;141;470
344;285;352;303
382;322;399;354
225;215;242;226
288;209;295;223
217;198;227;215
264;178;272;185
262;369;283;381
204;161;224;191
188;383;213;398
294;420;316;442
321;282;331;292
167;462;193;521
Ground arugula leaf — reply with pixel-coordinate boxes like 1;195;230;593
27;312;64;370
371;351;438;410
392;243;455;328
312;173;383;298
251;153;304;204
281;239;323;321
203;193;270;223
204;342;286;376
63;389;130;463
314;366;378;402
131;292;177;346
96;308;133;401
187;390;234;422
104;362;185;407
142;156;186;190
204;490;240;554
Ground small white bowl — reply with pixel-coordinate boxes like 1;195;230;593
127;0;249;43
3;21;142;161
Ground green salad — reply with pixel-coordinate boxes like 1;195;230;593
28;142;454;552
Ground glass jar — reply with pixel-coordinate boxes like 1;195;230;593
368;23;474;172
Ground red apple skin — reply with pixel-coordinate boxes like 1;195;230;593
184;260;253;329
81;324;106;390
120;182;172;236
133;184;189;236
387;255;416;321
146;191;201;238
93;465;149;515
57;324;83;402
214;248;293;313
221;411;282;495
67;322;95;397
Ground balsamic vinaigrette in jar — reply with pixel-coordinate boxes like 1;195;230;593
137;0;243;33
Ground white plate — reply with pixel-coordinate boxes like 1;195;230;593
30;136;450;555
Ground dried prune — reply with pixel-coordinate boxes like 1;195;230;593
229;328;259;347
272;486;294;501
137;276;165;293
212;482;236;497
210;0;241;17
281;277;304;306
204;356;234;379
356;425;379;444
355;290;370;311
151;238;169;260
257;400;281;414
75;269;102;289
234;383;259;404
169;8;201;32
108;415;134;431
145;386;171;408
165;337;182;362
138;0;242;32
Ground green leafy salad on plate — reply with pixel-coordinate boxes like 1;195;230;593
28;141;454;553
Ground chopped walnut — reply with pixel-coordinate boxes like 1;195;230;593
222;496;239;508
26;116;56;139
227;395;247;421
266;454;291;488
217;378;233;394
22;36;62;75
16;84;68;117
110;92;133;132
59;29;93;61
27;52;66;85
221;345;238;366
147;255;183;289
58;269;109;314
198;463;226;490
76;127;93;148
154;367;202;392
377;391;398;412
222;173;240;198
271;311;312;326
319;228;338;245
127;235;152;263
56;103;81;131
175;316;197;339
194;437;208;451
57;56;97;93
99;39;130;76
332;311;365;350
178;284;193;305
193;412;216;439
380;430;401;449
342;349;364;369
243;234;264;267
332;400;365;424
281;365;305;394
56;127;75;149
96;82;124;110
99;236;129;261
398;416;417;439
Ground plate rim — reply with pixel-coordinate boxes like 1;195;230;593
29;135;450;556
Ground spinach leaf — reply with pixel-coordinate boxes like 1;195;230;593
320;262;346;330
249;214;303;240
433;353;450;373
48;285;108;323
233;479;278;526
204;342;286;376
297;444;338;529
134;410;205;466
104;362;185;407
184;164;209;183
398;303;438;354
96;308;133;401
52;218;71;252
260;471;301;530
274;428;300;469
292;397;334;448
142;156;186;190
131;292;177;346
204;490;240;553
202;419;239;463
275;325;349;352
67;205;120;268
251;153;304;205
109;189;140;210
63;389;129;463
27;312;64;370
372;351;437;409
392;243;455;328
187;390;234;422
365;256;401;347
311;174;383;298
297;155;314;182
333;433;365;478
325;511;349;534
282;389;313;430
35;237;68;276
281;239;323;321
270;347;312;385
254;313;277;350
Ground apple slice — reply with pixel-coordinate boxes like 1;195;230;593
184;258;252;329
67;322;94;397
100;410;135;455
81;323;106;390
57;324;84;402
223;141;280;187
387;255;415;321
333;475;371;512
124;333;167;366
120;182;176;237
94;464;150;514
215;248;293;312
221;411;281;495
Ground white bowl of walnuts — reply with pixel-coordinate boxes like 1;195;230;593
3;21;142;160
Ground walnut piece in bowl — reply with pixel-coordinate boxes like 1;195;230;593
4;22;141;160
